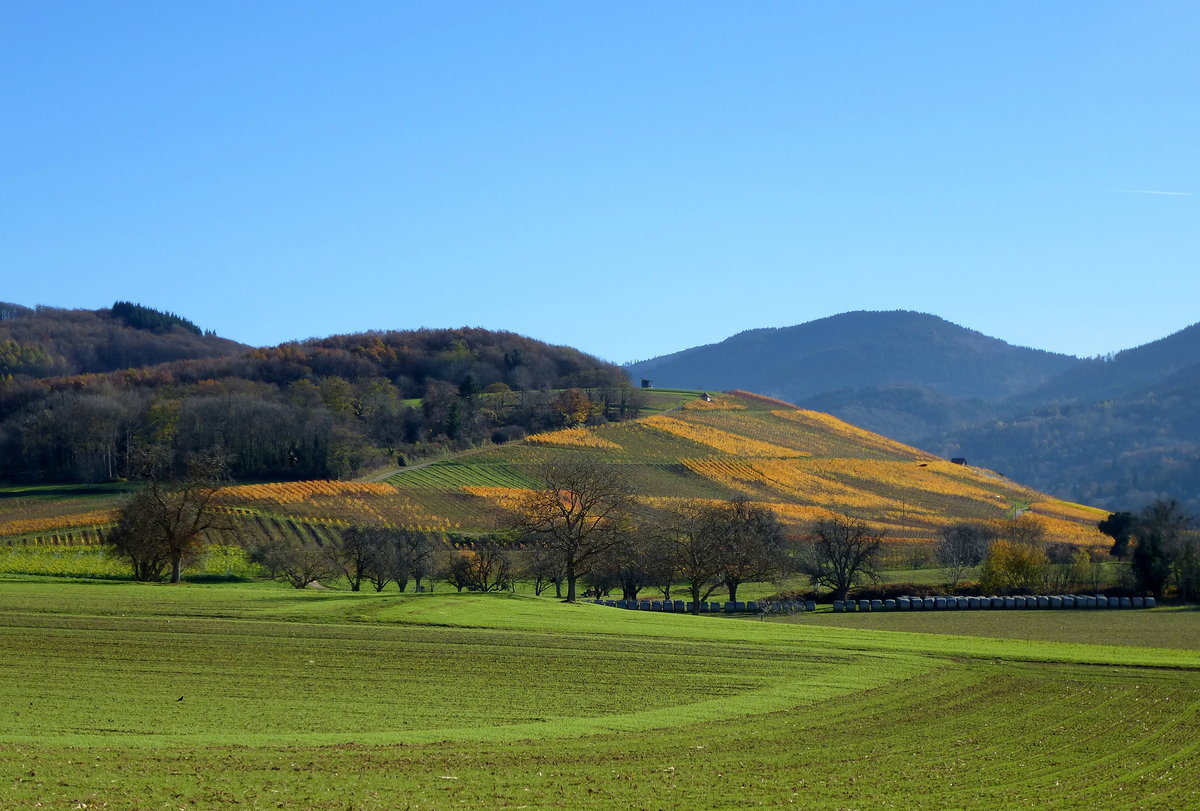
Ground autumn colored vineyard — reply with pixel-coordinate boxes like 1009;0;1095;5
0;480;460;546
679;395;745;411
218;480;397;504
3;390;1112;548
387;389;1109;547
641;415;811;458
217;480;460;532
681;458;919;514
770;409;937;459
525;427;623;450
0;509;117;539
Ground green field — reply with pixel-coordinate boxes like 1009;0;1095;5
767;604;1200;649
635;387;705;413
0;577;1197;808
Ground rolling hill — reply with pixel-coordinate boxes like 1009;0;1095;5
0;389;1109;551
0;318;633;484
929;324;1200;512
627;311;1200;512
626;310;1080;403
0;301;247;377
932;366;1200;512
378;389;1107;547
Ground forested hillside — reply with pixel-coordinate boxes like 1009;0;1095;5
932;368;1200;513
0;302;245;378
0;323;637;484
929;324;1200;513
1010;321;1200;406
627;311;1080;402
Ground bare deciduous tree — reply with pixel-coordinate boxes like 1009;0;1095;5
466;542;515;592
589;525;674;601
936;522;996;588
442;542;514;592
249;535;341;589
442;552;474;592
391;528;438;592
106;446;235;583
327;524;379;591
665;500;727;613
713;496;787;602
509;455;635;602
795;517;884;600
521;544;566;597
361;527;398;592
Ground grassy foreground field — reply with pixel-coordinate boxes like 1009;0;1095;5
768;604;1200;650
1;578;1198;809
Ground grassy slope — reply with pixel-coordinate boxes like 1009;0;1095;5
0;579;1197;808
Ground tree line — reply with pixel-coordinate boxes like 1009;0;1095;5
935;516;1108;595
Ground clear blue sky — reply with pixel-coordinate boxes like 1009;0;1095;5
3;1;1196;364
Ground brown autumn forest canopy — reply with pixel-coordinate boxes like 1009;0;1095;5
0;303;634;483
0;301;246;377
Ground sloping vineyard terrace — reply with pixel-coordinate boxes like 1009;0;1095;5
770;408;937;459
219;480;458;531
386;461;542;492
681;458;919;516
0;509;116;540
526;427;623;450
642;415;810;458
